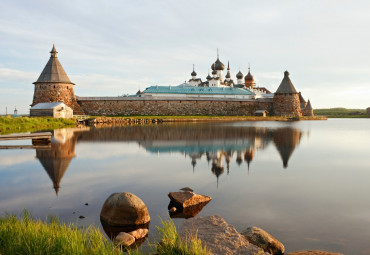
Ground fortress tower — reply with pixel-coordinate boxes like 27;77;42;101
32;45;83;114
273;71;302;117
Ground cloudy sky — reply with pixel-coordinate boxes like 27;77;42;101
1;0;370;113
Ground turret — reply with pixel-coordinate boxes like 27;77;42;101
273;71;302;117
302;99;314;116
32;45;83;114
225;61;231;81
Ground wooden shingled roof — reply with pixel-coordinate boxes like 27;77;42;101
34;45;74;85
275;71;298;94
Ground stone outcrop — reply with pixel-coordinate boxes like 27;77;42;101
287;251;343;255
241;226;284;255
168;201;210;218
168;190;212;208
100;192;150;227
180;215;269;255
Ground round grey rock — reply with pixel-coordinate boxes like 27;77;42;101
100;192;150;227
114;232;135;246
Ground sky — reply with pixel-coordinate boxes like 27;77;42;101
1;0;370;114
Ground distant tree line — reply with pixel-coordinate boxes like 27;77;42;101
314;108;369;118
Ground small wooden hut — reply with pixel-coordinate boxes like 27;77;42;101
30;102;73;118
255;110;268;117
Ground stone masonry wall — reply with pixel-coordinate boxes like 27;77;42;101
32;83;83;114
302;107;314;116
77;98;273;116
273;94;302;117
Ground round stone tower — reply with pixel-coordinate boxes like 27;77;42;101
273;71;302;117
32;45;83;114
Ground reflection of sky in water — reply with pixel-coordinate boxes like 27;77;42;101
0;119;370;254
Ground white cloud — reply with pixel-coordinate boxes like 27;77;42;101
0;68;38;83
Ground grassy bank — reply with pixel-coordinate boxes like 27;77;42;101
0;212;209;255
0;116;76;135
314;108;369;118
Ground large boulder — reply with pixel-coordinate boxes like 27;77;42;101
168;191;212;208
241;227;284;255
287;251;343;255
180;215;270;255
100;192;150;227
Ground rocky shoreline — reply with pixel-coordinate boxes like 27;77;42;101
79;116;327;126
101;189;342;255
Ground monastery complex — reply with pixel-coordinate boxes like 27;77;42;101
31;45;314;117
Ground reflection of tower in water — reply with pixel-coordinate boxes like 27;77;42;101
209;151;224;188
244;148;254;171
273;127;302;168
35;129;79;195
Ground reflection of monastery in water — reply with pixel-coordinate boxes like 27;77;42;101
34;124;303;193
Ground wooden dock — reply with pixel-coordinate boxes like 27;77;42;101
0;132;52;149
0;132;52;141
0;145;51;150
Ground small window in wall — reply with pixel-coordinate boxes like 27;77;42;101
54;85;56;88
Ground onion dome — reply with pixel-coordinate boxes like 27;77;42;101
211;58;225;71
191;64;197;76
236;70;243;79
211;49;225;71
206;74;212;80
244;71;254;81
212;69;217;75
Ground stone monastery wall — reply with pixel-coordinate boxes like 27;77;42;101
273;94;302;116
77;97;273;116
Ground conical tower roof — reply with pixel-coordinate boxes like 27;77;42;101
37;156;72;195
306;99;312;110
275;71;297;94
34;45;74;85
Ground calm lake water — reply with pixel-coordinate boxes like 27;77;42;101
1;119;370;254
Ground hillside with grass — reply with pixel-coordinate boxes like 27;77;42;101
314;108;369;118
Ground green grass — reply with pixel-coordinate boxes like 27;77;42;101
0;116;76;135
0;212;210;255
314;108;369;118
155;219;210;255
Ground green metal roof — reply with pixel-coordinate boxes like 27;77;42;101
142;86;254;95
